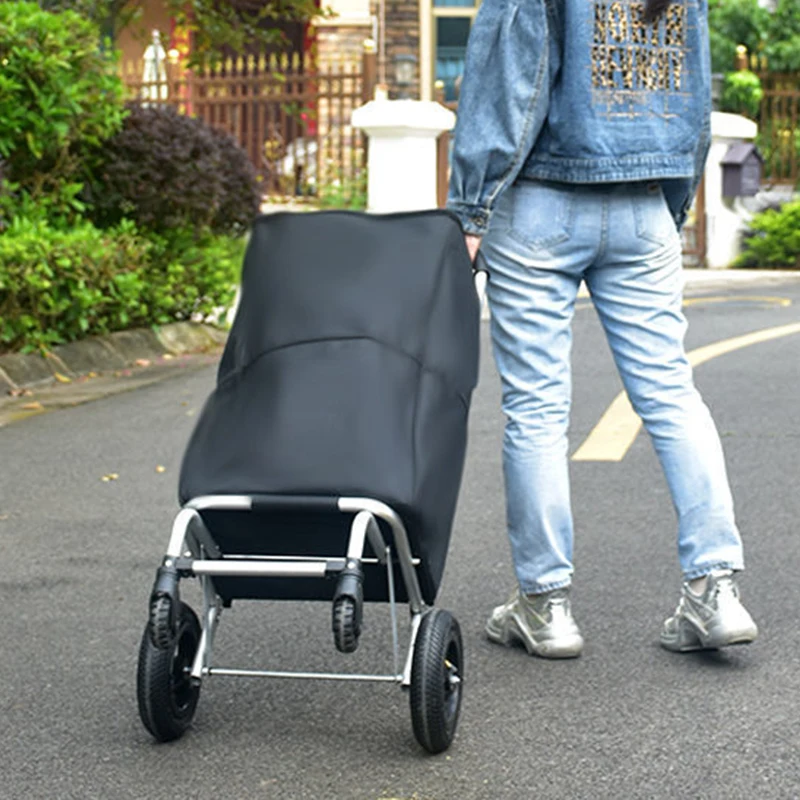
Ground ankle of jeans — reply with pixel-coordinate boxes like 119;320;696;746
682;562;743;582
519;578;572;596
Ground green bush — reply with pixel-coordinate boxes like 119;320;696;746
210;126;264;236
316;171;368;210
0;1;126;213
0;160;9;232
0;4;252;352
0;215;245;352
721;70;764;119
735;200;800;269
85;105;261;237
0;216;151;351
140;228;245;324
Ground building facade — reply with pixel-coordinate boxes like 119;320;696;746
118;0;477;103
316;0;477;101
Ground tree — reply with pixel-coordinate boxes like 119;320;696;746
763;0;800;71
37;0;136;41
708;0;770;73
0;2;126;213
708;0;800;73
38;0;322;68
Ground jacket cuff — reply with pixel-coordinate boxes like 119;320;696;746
446;202;491;237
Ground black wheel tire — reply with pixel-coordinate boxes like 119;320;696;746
409;609;463;754
149;596;174;650
137;601;201;742
332;596;361;653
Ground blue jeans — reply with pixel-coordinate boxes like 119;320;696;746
483;180;744;594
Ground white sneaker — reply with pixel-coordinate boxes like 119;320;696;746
486;588;584;659
661;571;758;652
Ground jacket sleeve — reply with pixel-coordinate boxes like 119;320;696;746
446;0;557;236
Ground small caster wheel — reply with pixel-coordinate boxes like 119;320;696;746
409;608;463;754
332;595;362;653
137;601;201;742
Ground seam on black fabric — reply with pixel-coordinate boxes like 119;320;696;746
421;236;450;387
419;233;460;504
414;242;445;504
217;335;470;411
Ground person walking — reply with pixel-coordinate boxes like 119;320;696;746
447;0;758;658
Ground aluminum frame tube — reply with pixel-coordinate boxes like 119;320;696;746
191;560;329;578
338;497;425;613
206;667;402;683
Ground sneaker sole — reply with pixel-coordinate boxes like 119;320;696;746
486;617;583;659
700;625;759;650
661;634;757;653
661;622;758;652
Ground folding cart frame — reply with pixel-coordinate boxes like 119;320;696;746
136;494;464;754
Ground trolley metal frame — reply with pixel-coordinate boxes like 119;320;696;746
158;494;429;688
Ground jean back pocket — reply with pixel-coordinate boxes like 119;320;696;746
505;181;575;250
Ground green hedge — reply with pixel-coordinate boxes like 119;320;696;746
720;70;763;120
735;199;800;269
0;3;250;355
0;217;244;352
139;228;245;325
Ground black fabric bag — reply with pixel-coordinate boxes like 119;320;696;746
178;210;480;603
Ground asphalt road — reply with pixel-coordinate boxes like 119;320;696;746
2;275;800;800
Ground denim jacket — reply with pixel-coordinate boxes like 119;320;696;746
447;0;711;236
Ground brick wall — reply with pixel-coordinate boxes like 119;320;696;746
316;0;422;100
316;24;373;66
380;0;421;98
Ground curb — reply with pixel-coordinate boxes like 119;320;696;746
0;322;227;396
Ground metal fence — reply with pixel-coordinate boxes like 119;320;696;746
758;73;800;186
121;51;377;200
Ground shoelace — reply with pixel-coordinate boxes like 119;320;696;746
548;597;570;625
711;577;739;606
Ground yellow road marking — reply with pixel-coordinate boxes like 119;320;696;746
572;322;800;462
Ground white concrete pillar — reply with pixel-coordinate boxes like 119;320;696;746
705;111;758;269
351;98;456;213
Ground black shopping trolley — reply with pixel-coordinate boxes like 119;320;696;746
135;210;480;754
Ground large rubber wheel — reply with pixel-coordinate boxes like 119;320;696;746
332;596;361;653
137;601;201;742
409;609;463;754
149;596;174;650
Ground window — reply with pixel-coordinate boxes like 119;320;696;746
435;16;472;102
422;0;479;102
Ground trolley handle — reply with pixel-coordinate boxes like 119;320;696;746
250;494;340;514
